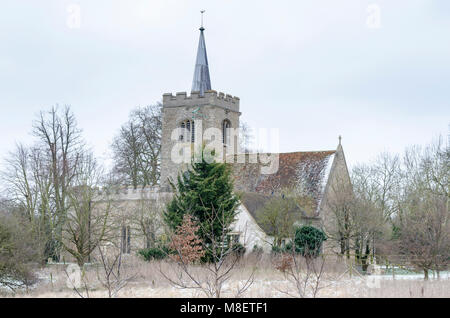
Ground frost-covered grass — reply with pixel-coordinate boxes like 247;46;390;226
2;255;449;298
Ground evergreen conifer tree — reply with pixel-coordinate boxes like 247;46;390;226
164;150;240;249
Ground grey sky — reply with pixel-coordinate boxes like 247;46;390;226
0;0;449;169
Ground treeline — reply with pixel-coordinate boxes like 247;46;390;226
0;104;162;290
326;138;449;278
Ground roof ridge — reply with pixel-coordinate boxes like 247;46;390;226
227;150;336;157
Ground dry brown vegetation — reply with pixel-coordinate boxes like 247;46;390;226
2;254;449;298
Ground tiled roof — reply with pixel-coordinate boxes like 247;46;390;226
230;151;336;213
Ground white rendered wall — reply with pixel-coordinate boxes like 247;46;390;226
231;204;273;253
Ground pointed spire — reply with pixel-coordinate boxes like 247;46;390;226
191;10;211;96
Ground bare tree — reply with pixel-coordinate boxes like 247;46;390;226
95;244;137;298
274;247;344;298
325;173;355;258
356;137;450;279
350;165;387;271
392;138;450;279
371;153;401;222
1;106;86;262
2;145;56;263
395;191;449;279
62;154;114;267
64;243;137;298
112;121;142;188
133;105;162;186
326;156;393;264
1;144;37;222
31;105;85;261
112;104;162;188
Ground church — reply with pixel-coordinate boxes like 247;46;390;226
91;22;352;255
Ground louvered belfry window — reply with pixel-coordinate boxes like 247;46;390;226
180;120;195;143
222;120;231;145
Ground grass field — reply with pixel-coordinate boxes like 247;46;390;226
2;255;449;298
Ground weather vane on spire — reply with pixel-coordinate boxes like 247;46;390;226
200;10;205;31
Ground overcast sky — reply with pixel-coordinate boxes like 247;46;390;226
0;0;449;170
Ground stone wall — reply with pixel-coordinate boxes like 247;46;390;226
60;187;175;264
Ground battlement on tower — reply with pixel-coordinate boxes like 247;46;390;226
162;90;240;113
92;186;172;202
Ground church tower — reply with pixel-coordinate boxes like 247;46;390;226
160;17;241;190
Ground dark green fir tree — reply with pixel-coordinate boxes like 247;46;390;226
164;149;240;249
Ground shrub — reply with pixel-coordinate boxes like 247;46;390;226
138;246;170;261
169;214;205;264
274;253;293;273
292;226;327;258
232;243;246;257
252;245;264;254
271;245;285;254
0;212;41;290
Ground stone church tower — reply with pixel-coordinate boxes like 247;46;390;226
160;23;241;190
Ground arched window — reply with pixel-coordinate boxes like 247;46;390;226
180;119;195;143
222;120;231;145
